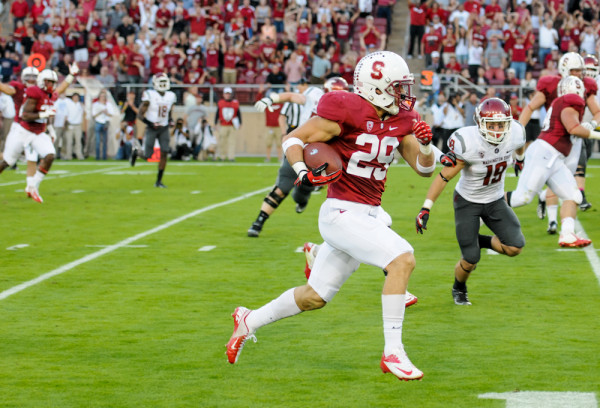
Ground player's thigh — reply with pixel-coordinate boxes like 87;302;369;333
318;199;413;270
144;128;158;157
275;158;298;195
157;127;170;152
482;198;525;248
546;162;582;203
565;137;581;174
514;141;554;202
3;126;26;166
30;133;56;158
453;191;483;264
308;241;361;302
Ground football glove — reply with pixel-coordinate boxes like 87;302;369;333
39;106;56;119
415;207;430;234
254;96;274;112
294;163;342;187
412;120;433;145
514;158;524;177
581;121;594;131
440;151;457;167
69;62;80;76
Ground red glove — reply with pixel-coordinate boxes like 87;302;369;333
440;151;457;167
412;120;433;145
415;207;430;234
295;163;342;187
514;158;524;176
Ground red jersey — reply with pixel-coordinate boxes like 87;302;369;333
316;92;420;206
296;26;310;45
9;81;27;121
409;3;427;26
265;103;283;127
223;52;238;69
217;99;240;126
537;75;598;110
18;86;57;134
340;64;354;85
205;48;219;68
336;22;352;40
538;94;585;156
126;52;145;76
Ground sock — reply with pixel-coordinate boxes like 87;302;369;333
547;205;558;224
245;288;301;332
561;217;575;235
453;277;467;292
506;191;513;207
382;294;406;355
580;189;586;200
478;234;493;249
539;189;547;202
32;168;47;189
157;169;164;183
255;210;269;225
26;176;34;189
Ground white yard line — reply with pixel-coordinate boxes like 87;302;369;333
0;165;129;187
575;219;600;286
0;186;270;300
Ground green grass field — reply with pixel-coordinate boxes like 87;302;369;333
0;159;598;408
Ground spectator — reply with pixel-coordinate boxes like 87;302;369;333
91;90;117;160
422;24;442;67
194;119;217;161
63;93;86;161
427;51;442;72
272;0;286;33
296;18;311;46
449;3;470;29
333;12;353;54
184;91;207;146
440;91;465;153
265;64;287;91
121;91;139;127
445;55;462;74
358;0;373;17
376;0;394;35
520;70;537;91
123;42;145;85
483;36;507;82
33;15;49;35
115;122;135;160
284;51;307;85
96;66;116;91
256;0;272;30
408;2;429;59
260;17;277;42
509;35;527;80
309;48;331;84
0;52;19;82
538;18;558;64
441;24;457;66
467;39;484;81
259;35;278;65
360;15;385;54
72;22;90;63
31;33;54;64
462;92;479;127
455;25;469;67
214;87;241;162
430;92;446;149
276;31;295;61
502;68;520;99
10;0;29;29
171;118;193;161
89;54;102;76
579;23;597;55
222;45;239;85
107;3;127;31
508;93;522;119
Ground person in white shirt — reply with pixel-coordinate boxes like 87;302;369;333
416;98;526;306
91;89;116;160
63;93;86;160
440;92;465;153
538;19;558;65
52;93;68;159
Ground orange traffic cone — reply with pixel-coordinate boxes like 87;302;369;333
148;140;161;162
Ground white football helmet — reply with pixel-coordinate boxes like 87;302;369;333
558;52;584;78
353;51;415;115
21;66;39;85
324;76;349;93
152;73;170;92
475;97;512;144
557;75;585;99
36;69;58;93
583;55;599;79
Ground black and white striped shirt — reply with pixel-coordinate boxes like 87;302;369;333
281;102;301;133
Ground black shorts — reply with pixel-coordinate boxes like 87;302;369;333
453;191;525;264
144;125;170;157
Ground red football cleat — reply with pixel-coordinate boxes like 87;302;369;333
381;348;424;381
559;233;592;248
226;307;256;364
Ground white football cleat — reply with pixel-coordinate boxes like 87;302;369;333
303;242;317;279
405;291;418;308
27;186;43;203
226;307;256;364
559;232;591;248
381;347;423;381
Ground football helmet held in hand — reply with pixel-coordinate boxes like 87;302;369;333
354;51;415;115
475;97;512;144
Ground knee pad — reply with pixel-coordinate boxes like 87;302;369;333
575;165;585;178
509;190;535;208
264;186;287;209
572;188;583;205
460;259;477;273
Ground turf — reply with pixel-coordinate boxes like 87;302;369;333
0;159;598;407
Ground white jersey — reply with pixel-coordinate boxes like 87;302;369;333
299;86;325;126
142;89;177;126
449;120;526;204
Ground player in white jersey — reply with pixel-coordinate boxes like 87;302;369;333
247;78;334;238
130;73;177;188
415;98;526;305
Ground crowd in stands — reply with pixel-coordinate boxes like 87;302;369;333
4;0;394;105
409;0;600;103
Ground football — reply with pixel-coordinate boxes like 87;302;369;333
303;142;343;175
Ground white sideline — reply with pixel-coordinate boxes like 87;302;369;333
0;187;271;300
0;165;128;187
576;219;600;286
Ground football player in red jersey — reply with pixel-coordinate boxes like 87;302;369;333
227;52;436;381
0;63;78;202
519;52;599;233
508;76;600;247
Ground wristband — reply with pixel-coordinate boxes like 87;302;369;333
416;155;436;173
142;117;154;127
423;198;434;209
419;143;432;155
592;120;598;129
515;153;525;161
439;173;449;182
292;161;308;176
65;74;74;84
589;130;600;140
269;92;280;103
282;136;304;155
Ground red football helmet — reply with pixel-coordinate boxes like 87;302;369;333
475;97;512;144
583;55;599;79
324;76;349;93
